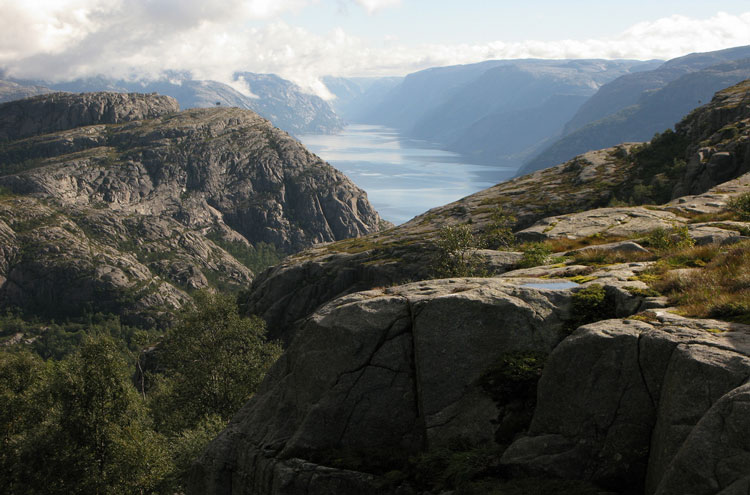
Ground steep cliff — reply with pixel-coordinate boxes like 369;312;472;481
0;92;385;325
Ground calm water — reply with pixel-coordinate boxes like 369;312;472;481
298;125;516;225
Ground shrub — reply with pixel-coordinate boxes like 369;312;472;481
569;284;615;331
481;206;516;250
727;192;750;220
518;243;552;268
645;225;694;252
432;224;485;277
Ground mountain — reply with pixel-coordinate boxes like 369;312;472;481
347;58;660;168
234;72;344;134
0;79;54;103
322;76;403;123
0;92;384;326
521;45;750;175
11;73;343;135
190;80;750;495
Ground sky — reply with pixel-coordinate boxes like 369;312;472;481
1;0;750;98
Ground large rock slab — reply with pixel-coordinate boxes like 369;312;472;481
190;277;576;495
516;207;685;242
501;312;750;494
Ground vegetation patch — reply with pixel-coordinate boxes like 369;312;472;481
643;225;694;252
431;224;486;277
727;192;750;221
648;240;750;324
206;232;283;275
568;284;616;331
517;243;552;268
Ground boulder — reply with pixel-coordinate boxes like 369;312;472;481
501;313;750;494
190;278;576;495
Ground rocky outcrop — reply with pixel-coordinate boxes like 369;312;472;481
516;207;685;242
0;92;179;141
501;312;750;494
191;278;580;494
0;92;386;324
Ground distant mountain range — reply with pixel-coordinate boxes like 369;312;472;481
0;72;343;135
324;45;750;177
324;59;662;168
519;45;750;175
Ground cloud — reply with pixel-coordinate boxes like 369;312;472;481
354;0;402;15
0;3;749;99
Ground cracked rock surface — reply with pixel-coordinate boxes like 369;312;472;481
0;92;386;324
190;277;580;495
500;311;750;495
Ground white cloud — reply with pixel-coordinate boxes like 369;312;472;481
0;3;749;99
355;0;402;15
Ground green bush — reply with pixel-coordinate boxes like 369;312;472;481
645;225;694;252
727;192;750;220
431;224;485;277
569;284;615;331
481;206;516;250
518;243;552;268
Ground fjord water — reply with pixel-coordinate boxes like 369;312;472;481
298;125;516;224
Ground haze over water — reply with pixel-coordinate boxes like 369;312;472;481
298;125;516;225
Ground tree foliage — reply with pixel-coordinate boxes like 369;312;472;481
150;291;282;433
431;224;485;277
0;291;282;494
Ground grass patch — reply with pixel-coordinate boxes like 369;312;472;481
542;233;629;253
570;247;653;266
648;240;750;324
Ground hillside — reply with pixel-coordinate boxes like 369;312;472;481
0;92;384;326
346;58;659;168
190;79;750;494
521;46;750;175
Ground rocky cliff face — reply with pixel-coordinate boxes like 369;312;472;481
0;92;385;324
501;312;750;494
0;91;180;141
191;80;750;494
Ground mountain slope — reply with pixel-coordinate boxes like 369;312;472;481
0;92;384;325
352;58;659;168
521;47;750;175
563;44;750;134
191;80;750;495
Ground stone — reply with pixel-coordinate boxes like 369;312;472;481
501;314;750;494
190;277;576;495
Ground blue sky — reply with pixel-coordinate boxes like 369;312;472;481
1;0;750;96
282;1;750;45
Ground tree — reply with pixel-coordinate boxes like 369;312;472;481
431;224;485;277
9;336;171;495
150;291;282;433
481;206;516;250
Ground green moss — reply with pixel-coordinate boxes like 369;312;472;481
568;275;597;284
625;286;661;298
